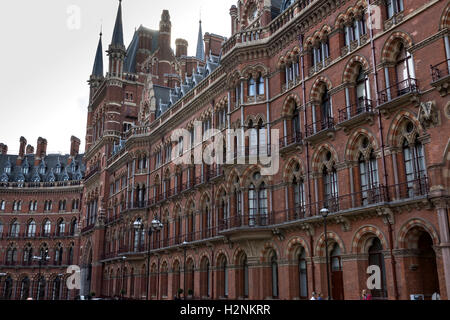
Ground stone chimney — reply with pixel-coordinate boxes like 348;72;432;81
0;143;7;155
175;38;188;58
70;136;81;158
230;5;238;35
26;145;34;155
17;137;27;165
34;137;48;165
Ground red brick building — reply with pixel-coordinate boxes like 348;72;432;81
2;0;450;300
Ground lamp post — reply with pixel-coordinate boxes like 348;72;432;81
320;208;332;300
134;218;163;300
181;240;189;300
33;248;50;300
121;256;127;300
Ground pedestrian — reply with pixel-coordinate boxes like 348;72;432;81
361;289;372;300
318;293;324;300
310;292;318;300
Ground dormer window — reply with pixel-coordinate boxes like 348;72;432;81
5;166;11;174
248;5;258;23
23;167;29;175
55;166;61;174
39;166;46;175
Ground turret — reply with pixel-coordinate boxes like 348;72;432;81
107;0;126;78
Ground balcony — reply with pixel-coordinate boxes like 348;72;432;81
305;117;335;144
431;59;450;96
279;131;303;153
337;99;375;130
377;78;419;112
84;164;100;182
218;177;429;237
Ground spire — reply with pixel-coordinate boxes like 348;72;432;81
111;0;124;47
92;31;104;77
196;19;205;61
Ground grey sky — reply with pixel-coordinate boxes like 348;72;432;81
0;0;235;155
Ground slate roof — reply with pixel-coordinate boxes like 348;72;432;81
92;33;104;77
155;52;221;119
111;0;125;47
0;154;85;183
196;20;205;61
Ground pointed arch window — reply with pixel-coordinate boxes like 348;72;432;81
292;104;301;139
270;252;279;298
359;148;380;205
27;221;36;237
293;177;306;217
387;0;404;19
258;182;268;224
323;165;339;210
403;136;427;197
355;67;370;111
298;249;308;299
257;75;265;95
248;183;257;226
43;220;51;237
248;76;256;97
368;238;387;298
10;221;20;238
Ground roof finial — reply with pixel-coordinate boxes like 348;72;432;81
100;20;103;37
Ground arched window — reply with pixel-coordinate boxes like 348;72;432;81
0;221;3;236
321;88;332;123
10;220;20;238
358;140;380;205
323;164;339;209
56;219;65;236
27;220;36;237
20;277;30;300
43;220;51;237
355;67;369;111
292;104;301;139
52;277;61;300
68;245;74;265
386;0;404;19
403;136;427;197
36;276;46;300
4;276;13;300
23;244;33;265
258;182;268;224
270;252;279;298
248;76;256;97
257;75;265;95
248;184;257;226
70;218;77;236
368;238;387;299
219;257;229;298
298;249;308;299
0;200;5;211
293;176;306;218
134;218;143;252
395;43;414;88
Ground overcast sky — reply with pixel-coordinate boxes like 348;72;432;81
0;0;235;155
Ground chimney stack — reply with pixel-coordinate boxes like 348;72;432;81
175;38;188;57
35;137;48;165
26;145;34;155
0;143;7;155
17;137;27;165
70;136;81;158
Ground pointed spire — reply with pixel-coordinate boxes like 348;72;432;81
196;19;205;61
92;31;104;77
111;0;124;47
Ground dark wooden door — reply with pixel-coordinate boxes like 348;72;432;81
331;270;344;300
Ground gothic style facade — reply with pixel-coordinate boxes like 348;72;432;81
1;0;450;301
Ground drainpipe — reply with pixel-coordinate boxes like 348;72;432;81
368;0;398;299
299;35;312;211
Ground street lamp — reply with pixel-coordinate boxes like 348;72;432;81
320;208;332;300
121;256;127;300
182;240;189;300
134;218;163;300
33;248;50;300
